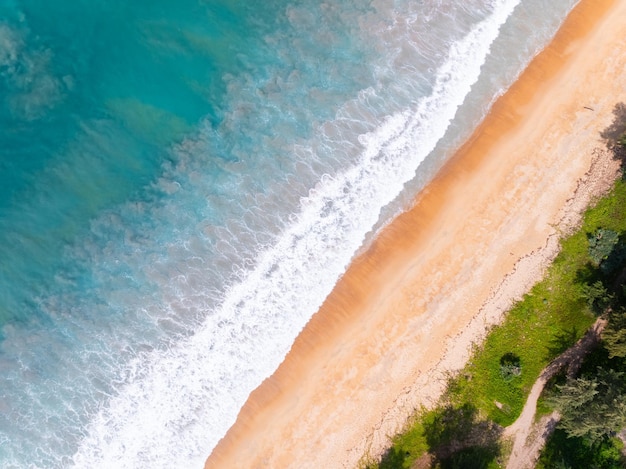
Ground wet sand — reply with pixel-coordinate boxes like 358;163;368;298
205;0;626;467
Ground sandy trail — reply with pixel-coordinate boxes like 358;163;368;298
504;318;607;469
205;1;626;467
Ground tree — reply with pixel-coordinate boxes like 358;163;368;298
603;307;626;358
581;280;613;315
549;368;626;444
588;229;620;266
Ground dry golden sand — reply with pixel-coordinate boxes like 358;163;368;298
206;1;626;467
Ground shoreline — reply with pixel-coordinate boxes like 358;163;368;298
205;0;626;467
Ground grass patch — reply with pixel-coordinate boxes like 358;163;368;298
448;274;594;426
375;404;504;469
376;414;429;469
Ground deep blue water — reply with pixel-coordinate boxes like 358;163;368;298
0;0;578;467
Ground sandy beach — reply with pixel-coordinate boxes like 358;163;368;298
205;0;626;467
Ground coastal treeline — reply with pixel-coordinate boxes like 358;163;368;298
363;104;626;469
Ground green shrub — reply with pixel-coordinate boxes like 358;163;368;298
588;229;619;265
499;353;521;381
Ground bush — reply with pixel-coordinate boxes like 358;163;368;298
588;229;619;266
581;280;613;315
499;353;521;381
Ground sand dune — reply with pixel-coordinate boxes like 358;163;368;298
205;0;626;467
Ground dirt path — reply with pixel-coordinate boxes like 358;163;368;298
503;318;606;469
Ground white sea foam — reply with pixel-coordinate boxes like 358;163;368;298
71;1;522;467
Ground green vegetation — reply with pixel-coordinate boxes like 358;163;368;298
364;106;626;468
536;109;626;467
538;282;626;463
372;404;503;469
537;429;624;469
588;228;620;266
548;368;626;443
499;353;521;381
604;307;626;358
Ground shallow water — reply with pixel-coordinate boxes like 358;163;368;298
0;0;578;467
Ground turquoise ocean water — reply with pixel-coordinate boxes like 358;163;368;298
0;1;578;467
